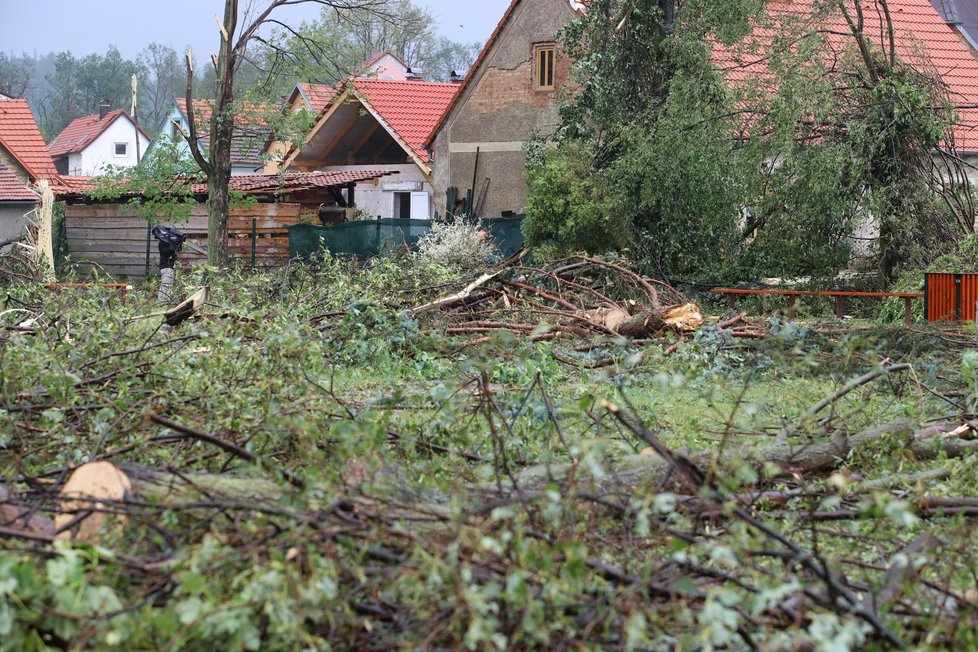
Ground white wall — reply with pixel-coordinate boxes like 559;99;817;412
321;163;432;218
69;117;150;175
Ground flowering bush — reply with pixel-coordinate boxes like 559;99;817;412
415;218;496;269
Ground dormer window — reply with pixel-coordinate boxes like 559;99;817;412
114;142;128;157
533;43;556;91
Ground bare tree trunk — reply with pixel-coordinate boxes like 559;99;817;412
206;0;239;268
207;138;232;267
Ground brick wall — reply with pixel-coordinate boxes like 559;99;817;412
466;48;573;115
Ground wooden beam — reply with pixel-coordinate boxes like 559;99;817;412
310;107;361;168
373;137;404;164
280;87;351;171
328;187;348;208
357;96;430;175
347;121;381;163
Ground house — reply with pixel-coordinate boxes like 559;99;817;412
144;98;271;176
425;0;584;218
716;0;978;161
285;51;413;115
268;78;458;220
930;0;978;53
47;101;150;176
0;96;60;242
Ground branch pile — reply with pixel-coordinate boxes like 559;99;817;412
412;256;704;342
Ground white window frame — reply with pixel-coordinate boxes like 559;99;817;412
114;142;128;157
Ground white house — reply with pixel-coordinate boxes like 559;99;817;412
47;101;150;176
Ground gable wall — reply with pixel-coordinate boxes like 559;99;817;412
0;146;33;242
0;144;30;183
431;0;578;218
72;118;150;175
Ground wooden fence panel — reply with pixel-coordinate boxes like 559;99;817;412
64;203;302;278
924;273;978;322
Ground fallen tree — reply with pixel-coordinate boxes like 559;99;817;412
408;256;705;341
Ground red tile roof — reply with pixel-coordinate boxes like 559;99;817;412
427;0;978;152
0;98;59;181
714;0;978;151
47;109;148;158
292;51;412;113
55;169;395;199
295;83;340;113
351;78;459;161
0;161;35;202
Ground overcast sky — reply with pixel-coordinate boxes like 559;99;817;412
3;0;510;59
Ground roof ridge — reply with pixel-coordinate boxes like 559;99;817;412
48;108;149;157
0;98;59;180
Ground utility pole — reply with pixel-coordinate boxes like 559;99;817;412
131;74;141;164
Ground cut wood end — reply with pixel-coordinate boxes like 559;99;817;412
588;307;631;332
663;303;703;333
55;461;132;543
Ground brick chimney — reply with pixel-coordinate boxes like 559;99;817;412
406;67;425;82
99;100;110;119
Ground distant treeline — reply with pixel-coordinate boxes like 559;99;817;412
0;0;480;141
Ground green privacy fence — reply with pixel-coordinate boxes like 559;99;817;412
288;216;525;261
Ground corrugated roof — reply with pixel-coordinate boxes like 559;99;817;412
48;109;149;158
351;78;459;161
55;169;395;199
0;161;35;202
714;0;978;151
0;98;59;181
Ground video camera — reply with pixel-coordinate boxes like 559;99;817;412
152;225;187;270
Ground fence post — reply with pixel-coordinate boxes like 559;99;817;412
144;221;151;277
251;216;257;272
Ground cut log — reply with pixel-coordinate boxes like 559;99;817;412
587;307;631;332
616;303;703;337
55;461;133;543
510;420;978;494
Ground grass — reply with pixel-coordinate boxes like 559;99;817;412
1;259;977;649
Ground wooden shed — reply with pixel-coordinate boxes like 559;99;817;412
56;170;391;277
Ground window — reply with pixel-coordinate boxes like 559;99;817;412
114;142;128;157
533;43;556;91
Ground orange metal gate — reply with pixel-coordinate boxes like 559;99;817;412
925;273;978;322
